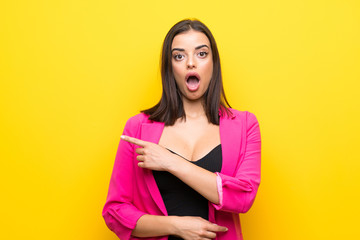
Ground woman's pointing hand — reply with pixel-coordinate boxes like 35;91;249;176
121;135;179;171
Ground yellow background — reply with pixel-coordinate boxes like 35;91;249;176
1;0;359;239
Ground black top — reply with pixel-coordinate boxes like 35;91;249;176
153;144;222;240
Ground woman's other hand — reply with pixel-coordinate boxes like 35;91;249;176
172;216;228;240
121;135;178;171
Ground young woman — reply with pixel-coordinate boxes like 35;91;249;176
102;19;261;240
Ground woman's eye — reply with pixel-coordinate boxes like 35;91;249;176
174;54;184;60
198;51;208;58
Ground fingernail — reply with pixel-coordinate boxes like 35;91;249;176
225;228;228;231
121;135;125;139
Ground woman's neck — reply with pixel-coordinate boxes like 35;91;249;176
182;97;206;119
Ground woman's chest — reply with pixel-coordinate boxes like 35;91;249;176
158;121;220;162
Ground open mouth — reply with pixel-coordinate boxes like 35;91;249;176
185;72;201;91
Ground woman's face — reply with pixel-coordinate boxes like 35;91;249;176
171;29;213;101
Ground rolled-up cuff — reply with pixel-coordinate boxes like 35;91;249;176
212;172;223;210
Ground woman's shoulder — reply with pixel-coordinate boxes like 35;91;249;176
224;108;260;134
121;113;153;135
124;112;151;126
225;108;259;122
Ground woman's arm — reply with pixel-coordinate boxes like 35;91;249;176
132;214;228;239
211;112;261;213
167;112;261;213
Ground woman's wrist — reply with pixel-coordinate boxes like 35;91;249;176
168;215;179;236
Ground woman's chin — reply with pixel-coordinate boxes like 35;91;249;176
182;92;205;102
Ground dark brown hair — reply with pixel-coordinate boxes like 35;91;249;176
142;19;232;125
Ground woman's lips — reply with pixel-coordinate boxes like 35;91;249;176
185;72;201;92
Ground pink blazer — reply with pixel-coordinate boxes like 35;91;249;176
102;109;261;239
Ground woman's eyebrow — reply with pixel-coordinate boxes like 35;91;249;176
171;48;185;53
195;44;209;50
171;44;210;53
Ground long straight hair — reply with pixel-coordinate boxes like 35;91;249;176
142;19;232;126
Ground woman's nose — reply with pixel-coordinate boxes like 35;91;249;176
187;56;196;69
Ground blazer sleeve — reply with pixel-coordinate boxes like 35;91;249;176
212;112;261;213
102;116;147;239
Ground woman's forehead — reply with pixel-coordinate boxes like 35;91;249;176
171;30;210;50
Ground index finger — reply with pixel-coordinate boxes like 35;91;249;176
121;135;147;147
208;223;228;233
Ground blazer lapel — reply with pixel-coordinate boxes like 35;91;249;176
219;113;243;176
140;121;167;215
